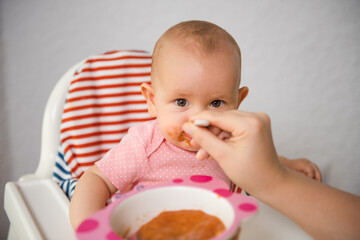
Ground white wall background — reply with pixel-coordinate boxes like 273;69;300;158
1;0;359;238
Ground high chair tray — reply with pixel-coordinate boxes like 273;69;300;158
240;200;312;239
4;178;311;240
4;178;76;240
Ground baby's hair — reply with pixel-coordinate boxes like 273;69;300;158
152;20;241;75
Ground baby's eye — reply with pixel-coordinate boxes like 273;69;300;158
175;98;189;107
210;100;224;108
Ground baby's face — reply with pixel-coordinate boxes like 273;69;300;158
145;42;246;151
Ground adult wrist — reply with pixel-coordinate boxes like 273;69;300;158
249;161;288;202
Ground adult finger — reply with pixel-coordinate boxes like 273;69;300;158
195;129;231;160
182;122;231;161
189;110;271;138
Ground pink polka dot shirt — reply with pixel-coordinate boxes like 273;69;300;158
96;120;230;193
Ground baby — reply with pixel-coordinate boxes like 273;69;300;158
69;20;321;229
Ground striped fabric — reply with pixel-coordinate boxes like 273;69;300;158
53;50;154;198
53;49;241;199
230;181;242;194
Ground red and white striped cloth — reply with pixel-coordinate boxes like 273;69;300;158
55;50;153;186
61;50;154;179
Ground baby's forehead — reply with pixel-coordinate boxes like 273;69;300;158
151;42;240;88
166;31;236;53
156;38;239;72
152;21;241;87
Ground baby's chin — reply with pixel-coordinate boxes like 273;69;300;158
165;137;199;152
180;144;200;152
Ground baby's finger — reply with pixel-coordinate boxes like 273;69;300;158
312;163;322;182
305;168;315;179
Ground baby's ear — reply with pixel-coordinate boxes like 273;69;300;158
141;83;157;117
237;86;249;107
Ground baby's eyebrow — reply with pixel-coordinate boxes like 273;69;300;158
170;89;192;97
209;93;233;100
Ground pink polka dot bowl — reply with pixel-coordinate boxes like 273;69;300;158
76;175;258;240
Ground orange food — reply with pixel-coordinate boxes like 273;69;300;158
136;210;225;240
166;128;192;147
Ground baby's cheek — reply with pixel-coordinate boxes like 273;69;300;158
164;126;175;137
165;126;182;141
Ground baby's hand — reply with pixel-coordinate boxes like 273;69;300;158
279;156;322;182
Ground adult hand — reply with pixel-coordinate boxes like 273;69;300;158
182;110;285;196
183;110;360;240
192;121;323;183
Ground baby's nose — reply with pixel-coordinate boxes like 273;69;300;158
189;105;206;117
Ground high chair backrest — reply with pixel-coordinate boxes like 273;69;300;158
34;61;83;180
52;50;154;198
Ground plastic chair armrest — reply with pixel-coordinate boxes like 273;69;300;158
4;179;76;240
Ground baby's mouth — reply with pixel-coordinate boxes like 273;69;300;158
179;132;193;147
186;134;192;141
166;128;193;148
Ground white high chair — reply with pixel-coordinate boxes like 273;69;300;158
4;49;313;240
4;61;82;240
4;50;154;240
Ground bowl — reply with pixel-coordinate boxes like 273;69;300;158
76;175;258;240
